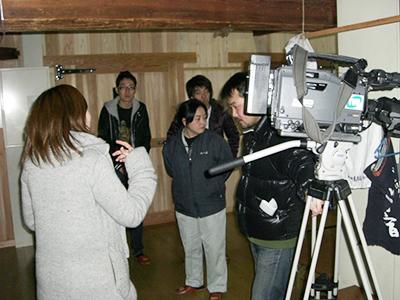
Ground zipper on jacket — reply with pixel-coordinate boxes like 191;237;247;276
187;144;193;162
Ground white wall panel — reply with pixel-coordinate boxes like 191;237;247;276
337;1;400;299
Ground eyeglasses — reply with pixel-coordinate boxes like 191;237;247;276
117;86;136;92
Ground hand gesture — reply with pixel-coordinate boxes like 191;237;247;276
112;140;134;163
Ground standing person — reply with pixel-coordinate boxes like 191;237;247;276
163;99;233;300
220;72;323;300
20;84;157;300
167;74;239;157
98;71;152;265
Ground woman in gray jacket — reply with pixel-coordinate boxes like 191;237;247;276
163;99;233;300
20;85;157;300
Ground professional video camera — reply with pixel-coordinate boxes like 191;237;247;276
208;45;400;179
245;45;400;144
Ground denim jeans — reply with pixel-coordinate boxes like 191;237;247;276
127;222;144;256
250;243;295;300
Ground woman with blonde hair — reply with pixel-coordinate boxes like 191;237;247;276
21;84;157;300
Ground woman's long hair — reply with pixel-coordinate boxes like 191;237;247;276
21;85;90;166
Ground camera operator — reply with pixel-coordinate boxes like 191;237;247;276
220;72;324;300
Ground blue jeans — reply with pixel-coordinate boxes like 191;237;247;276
128;222;144;256
118;170;145;257
250;243;295;300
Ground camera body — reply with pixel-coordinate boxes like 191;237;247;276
246;54;367;143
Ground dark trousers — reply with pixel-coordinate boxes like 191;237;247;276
116;166;145;257
128;222;145;256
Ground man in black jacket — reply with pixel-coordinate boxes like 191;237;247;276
98;70;152;265
220;72;323;300
167;75;239;157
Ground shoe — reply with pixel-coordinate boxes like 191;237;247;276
209;292;223;300
175;285;205;295
136;255;151;265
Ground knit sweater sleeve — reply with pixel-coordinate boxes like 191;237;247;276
92;147;157;228
20;169;35;231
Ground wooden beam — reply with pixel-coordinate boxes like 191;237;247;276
305;15;400;39
43;53;197;73
2;0;336;33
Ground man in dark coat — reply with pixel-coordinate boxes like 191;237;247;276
220;72;323;300
98;70;152;265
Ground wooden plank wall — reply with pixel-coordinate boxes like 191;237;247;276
0;31;336;236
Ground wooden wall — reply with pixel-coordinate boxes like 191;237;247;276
0;31;336;242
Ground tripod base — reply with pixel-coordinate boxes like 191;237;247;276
310;273;338;300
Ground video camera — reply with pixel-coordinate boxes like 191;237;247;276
208;46;400;177
245;45;400;143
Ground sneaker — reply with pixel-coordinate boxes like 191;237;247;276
136;254;151;265
175;285;205;295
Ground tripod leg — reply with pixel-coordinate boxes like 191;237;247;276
310;215;317;298
346;195;383;299
303;193;331;300
337;198;374;300
332;205;342;298
285;195;312;300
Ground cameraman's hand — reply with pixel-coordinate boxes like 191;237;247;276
310;197;324;217
112;140;134;163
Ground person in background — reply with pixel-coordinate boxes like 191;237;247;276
167;75;240;265
220;72;323;300
163;99;233;300
167;74;239;157
20;84;157;300
98;71;152;265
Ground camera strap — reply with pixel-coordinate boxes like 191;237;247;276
292;45;354;144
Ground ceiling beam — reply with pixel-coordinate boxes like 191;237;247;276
1;0;336;33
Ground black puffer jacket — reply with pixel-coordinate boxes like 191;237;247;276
237;117;316;241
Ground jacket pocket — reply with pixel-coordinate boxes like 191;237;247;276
108;247;131;298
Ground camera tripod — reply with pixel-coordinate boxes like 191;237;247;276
285;178;383;299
